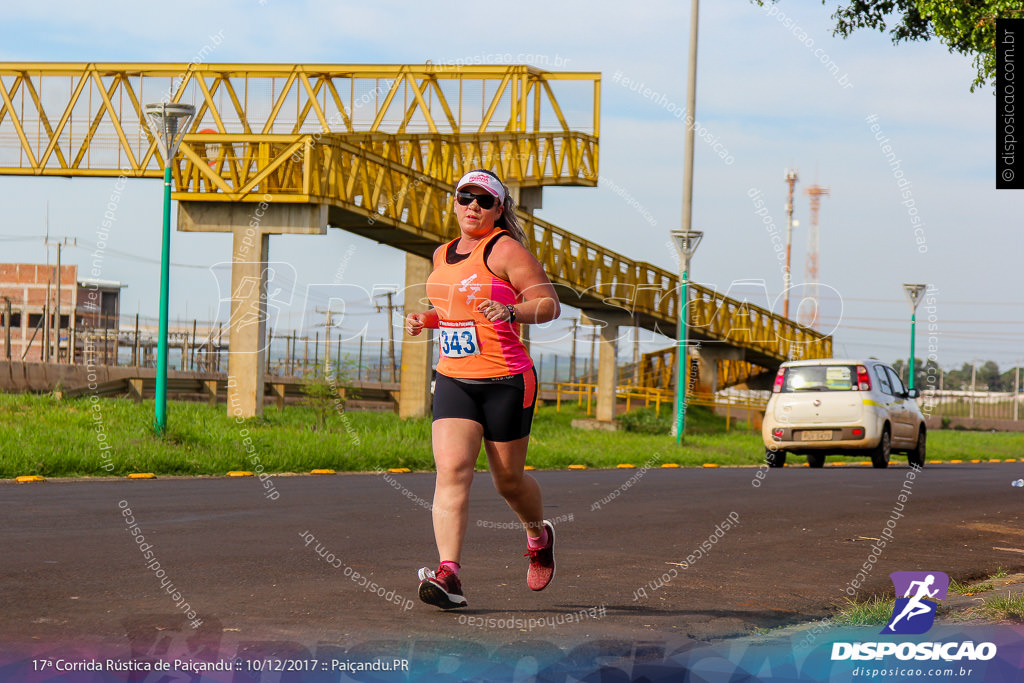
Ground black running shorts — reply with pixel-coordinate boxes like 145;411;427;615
432;368;538;442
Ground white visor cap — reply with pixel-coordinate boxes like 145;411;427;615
456;171;506;204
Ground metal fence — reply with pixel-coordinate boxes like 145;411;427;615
549;382;769;431
918;390;1024;421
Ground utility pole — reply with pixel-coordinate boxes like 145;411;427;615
315;305;335;371
783;168;798;318
588;325;597;382
374;290;401;381
633;322;640;385
970;359;977;420
43;279;51;363
324;307;331;371
55;243;61;363
43;203;50;363
2;299;11;362
1011;362;1019;421
44;237;77;363
568;317;579;383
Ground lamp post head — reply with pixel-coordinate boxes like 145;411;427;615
670;230;703;261
902;283;927;312
145;102;196;163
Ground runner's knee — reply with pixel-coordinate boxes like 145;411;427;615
435;458;476;487
490;468;524;498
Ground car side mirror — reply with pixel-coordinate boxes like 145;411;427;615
907;388;920;399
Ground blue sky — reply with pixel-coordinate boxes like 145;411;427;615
0;1;1018;371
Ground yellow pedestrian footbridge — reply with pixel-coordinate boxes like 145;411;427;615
0;62;830;416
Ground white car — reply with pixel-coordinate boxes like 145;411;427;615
761;358;926;469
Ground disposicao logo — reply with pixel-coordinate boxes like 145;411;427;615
831;571;997;663
881;571;948;635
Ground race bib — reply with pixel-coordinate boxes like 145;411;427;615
438;320;481;358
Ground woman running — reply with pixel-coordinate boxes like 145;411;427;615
405;169;561;609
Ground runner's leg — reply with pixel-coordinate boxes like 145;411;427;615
431;418;484;563
485;436;544;540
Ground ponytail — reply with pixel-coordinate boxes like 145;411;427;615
495;184;529;247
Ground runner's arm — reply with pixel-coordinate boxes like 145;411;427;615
490;239;560;324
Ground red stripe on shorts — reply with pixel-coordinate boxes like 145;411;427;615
522;369;537;409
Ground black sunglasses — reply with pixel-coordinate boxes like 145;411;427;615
456;190;497;210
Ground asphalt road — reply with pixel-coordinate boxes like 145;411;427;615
2;463;1023;657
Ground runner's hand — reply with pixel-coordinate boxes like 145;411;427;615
476;299;511;323
406;313;428;336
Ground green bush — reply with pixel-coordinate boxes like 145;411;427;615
301;359;359;432
617;407;673;434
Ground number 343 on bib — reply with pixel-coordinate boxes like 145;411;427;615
438;320;480;358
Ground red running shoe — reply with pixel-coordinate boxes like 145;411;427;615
417;565;467;609
524;521;556;591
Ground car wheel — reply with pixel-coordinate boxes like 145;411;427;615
807;453;826;468
766;448;786;468
870;428;891;469
907;428;926;468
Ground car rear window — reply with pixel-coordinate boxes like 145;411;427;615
781;365;858;392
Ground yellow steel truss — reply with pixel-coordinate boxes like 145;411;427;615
0;63;599;183
171;131;597;197
638;347;776;392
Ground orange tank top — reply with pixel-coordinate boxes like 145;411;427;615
426;230;533;379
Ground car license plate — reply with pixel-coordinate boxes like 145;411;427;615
800;430;833;441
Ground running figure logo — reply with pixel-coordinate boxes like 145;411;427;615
881;571;949;635
459;273;482;306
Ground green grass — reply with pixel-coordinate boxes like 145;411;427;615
924;430;1024;460
830;596;897;626
3;392;1024;478
833;569;1024;627
0;393;435;478
964;592;1024;622
950;579;994;595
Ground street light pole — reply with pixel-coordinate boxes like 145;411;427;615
680;0;699;238
902;283;927;392
674;0;701;445
671;230;702;443
145;102;195;434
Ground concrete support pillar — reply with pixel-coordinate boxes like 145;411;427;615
227;229;270;418
694;345;745;396
399;252;434;419
582;311;630;423
178;200;327;419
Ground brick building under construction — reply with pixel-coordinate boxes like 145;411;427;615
0;263;122;363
